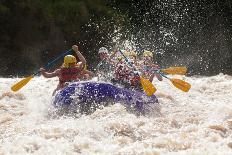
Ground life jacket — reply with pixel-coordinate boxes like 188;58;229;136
59;66;80;83
114;64;130;82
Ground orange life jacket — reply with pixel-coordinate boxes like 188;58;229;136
59;66;80;83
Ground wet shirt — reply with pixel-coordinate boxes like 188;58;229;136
97;59;115;81
97;59;114;73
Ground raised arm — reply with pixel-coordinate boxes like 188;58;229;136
40;68;60;78
72;45;86;70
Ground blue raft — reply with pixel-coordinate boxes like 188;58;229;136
52;81;159;115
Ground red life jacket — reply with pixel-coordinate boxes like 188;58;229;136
115;64;130;82
59;66;80;83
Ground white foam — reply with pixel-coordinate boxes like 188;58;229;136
0;74;232;154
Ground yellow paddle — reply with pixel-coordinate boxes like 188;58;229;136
11;75;34;92
118;50;156;96
157;72;191;92
170;78;191;92
140;77;157;96
161;67;187;75
11;49;72;92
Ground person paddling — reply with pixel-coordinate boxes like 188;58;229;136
140;50;163;82
40;45;87;95
111;58;131;88
111;50;142;91
96;47;117;81
125;50;143;90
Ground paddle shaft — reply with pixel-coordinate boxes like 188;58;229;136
154;70;169;79
34;49;72;75
118;50;135;70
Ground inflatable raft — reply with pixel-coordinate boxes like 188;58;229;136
52;81;159;115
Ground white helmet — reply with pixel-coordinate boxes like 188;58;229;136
98;47;109;54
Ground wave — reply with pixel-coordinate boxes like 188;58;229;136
0;74;232;154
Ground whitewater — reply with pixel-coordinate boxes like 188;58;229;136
1;74;232;155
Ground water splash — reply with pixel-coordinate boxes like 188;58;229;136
1;75;232;154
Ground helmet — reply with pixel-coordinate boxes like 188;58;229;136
63;55;77;67
98;47;109;54
117;56;124;61
125;51;137;57
124;51;129;57
129;51;137;57
143;50;153;58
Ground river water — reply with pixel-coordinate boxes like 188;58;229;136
1;74;232;154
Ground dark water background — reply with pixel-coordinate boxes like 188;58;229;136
0;0;231;77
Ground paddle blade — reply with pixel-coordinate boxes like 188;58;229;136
140;77;157;96
11;75;34;92
161;67;187;75
170;78;191;92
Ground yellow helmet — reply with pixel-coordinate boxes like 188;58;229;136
124;51;129;56
125;51;137;57
143;50;153;58
129;51;137;57
63;55;77;68
117;56;124;61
